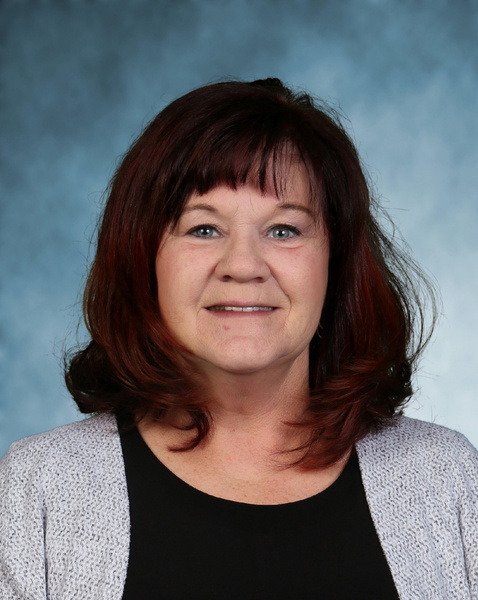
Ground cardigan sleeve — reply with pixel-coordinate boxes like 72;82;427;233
0;440;48;600
454;432;478;599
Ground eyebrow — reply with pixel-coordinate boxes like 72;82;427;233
182;202;314;218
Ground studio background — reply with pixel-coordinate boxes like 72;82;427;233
1;0;477;457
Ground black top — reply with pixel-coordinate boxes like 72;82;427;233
119;419;399;600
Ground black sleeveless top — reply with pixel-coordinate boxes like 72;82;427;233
119;420;399;599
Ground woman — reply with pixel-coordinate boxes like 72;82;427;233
1;78;477;599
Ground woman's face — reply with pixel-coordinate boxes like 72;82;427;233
155;164;329;380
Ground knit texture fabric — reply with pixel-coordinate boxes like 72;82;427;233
0;413;477;599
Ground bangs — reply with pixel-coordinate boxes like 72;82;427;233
166;111;325;229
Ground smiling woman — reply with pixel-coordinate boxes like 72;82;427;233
1;79;477;600
66;81;425;470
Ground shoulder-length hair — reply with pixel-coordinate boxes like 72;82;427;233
65;78;438;469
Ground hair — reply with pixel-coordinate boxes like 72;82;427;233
65;77;438;469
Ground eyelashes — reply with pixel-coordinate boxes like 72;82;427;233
187;224;302;241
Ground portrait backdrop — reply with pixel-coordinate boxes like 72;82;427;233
1;0;477;456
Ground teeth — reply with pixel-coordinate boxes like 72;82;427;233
208;306;275;311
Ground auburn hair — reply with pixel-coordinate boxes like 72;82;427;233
65;78;438;469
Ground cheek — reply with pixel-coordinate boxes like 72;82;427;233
292;256;329;332
156;249;180;315
288;249;329;299
155;248;205;314
312;256;329;296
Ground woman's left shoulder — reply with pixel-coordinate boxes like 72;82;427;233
357;419;478;598
357;415;478;490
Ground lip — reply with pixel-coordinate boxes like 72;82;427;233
205;302;278;308
205;307;278;317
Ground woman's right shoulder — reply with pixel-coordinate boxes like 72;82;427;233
0;412;121;484
0;413;130;598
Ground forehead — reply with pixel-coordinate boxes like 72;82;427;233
182;197;315;221
183;160;317;215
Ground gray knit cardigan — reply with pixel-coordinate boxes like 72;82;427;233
0;412;477;599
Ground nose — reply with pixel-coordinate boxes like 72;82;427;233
214;231;271;282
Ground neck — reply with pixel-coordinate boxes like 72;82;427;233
162;350;312;457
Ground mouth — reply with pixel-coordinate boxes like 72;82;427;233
206;306;277;312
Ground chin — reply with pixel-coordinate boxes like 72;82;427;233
201;350;287;376
219;362;271;375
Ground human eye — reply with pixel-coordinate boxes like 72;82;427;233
268;224;301;240
187;224;220;238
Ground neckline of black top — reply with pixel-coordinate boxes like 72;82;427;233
116;413;358;513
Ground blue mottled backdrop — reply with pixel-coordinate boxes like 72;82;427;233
1;0;477;456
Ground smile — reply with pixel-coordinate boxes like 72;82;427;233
206;306;276;312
